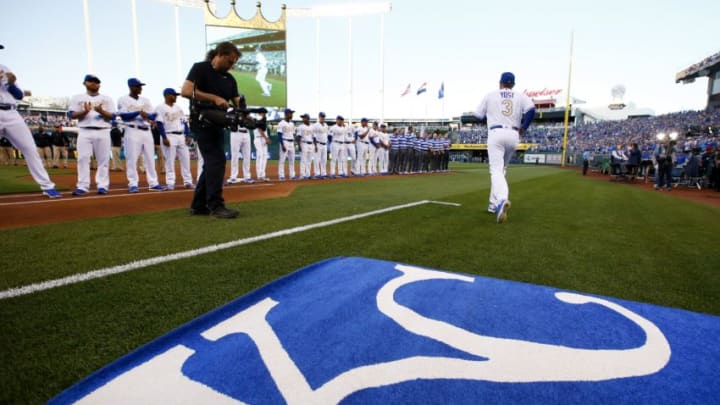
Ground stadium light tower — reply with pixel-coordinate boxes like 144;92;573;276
287;2;392;124
82;0;212;82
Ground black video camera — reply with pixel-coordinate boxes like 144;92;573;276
190;97;265;131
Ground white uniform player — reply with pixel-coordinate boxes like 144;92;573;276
155;88;194;190
68;74;115;195
355;118;370;176
312;112;329;178
377;123;390;174
297;114;315;179
253;108;270;181
277;108;296;180
255;46;271;97
329;116;350;178
347;125;359;175
228;126;253;184
474;72;535;224
0;50;61;198
118;78;166;193
367;121;380;175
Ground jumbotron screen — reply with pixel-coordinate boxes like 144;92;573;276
206;26;287;108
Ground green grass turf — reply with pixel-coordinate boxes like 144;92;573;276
0;163;719;403
229;70;287;107
0;165;72;194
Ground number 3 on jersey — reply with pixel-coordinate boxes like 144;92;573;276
502;99;513;116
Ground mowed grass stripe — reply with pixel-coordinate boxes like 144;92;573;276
0;200;458;300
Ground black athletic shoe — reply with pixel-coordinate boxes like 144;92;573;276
189;207;211;216
210;206;239;219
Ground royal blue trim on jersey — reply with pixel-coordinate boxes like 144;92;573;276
327;135;333;145
522;108;536;131
118;111;141;121
146;112;158;121
183;122;190;136
156;121;167;139
7;84;23;100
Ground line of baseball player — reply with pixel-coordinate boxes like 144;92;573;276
235;108;452;183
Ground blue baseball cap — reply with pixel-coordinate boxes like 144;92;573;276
500;72;515;85
336;115;344;121
83;74;101;83
163;88;179;96
300;113;310;119
284;108;295;115
127;78;146;87
318;112;326;117
361;117;368;122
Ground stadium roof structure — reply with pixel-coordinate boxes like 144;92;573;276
575;104;654;123
676;50;720;84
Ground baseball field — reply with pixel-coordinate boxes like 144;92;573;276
1;162;719;403
229;70;287;108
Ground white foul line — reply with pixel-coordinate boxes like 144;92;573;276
0;200;460;300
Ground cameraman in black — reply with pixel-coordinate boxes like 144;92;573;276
181;41;242;219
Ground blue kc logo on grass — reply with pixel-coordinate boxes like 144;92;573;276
50;257;720;404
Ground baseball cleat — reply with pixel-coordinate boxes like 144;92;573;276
166;185;174;191
184;183;195;189
149;184;167;192
242;178;255;184
128;186;139;193
496;199;511;224
278;177;286;181
43;189;62;198
71;188;88;196
97;188;108;195
487;204;496;214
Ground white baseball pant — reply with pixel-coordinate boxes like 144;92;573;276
162;134;193;187
346;142;356;175
487;128;519;207
356;141;369;175
300;142;314;177
314;143;328;176
253;135;268;179
278;140;296;179
76;127;110;191
0;109;55;191
330;142;347;176
124;127;159;188
229;130;252;181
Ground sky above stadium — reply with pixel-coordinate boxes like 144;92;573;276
3;0;719;120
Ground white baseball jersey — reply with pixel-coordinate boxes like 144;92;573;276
297;123;314;143
277;120;296;141
330;124;350;143
117;95;153;127
474;88;534;129
155;103;186;133
378;130;390;147
357;126;370;142
312;122;329;144
0;64;19;105
69;93;115;128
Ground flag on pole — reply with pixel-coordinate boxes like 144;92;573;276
416;82;427;95
400;83;411;97
438;81;445;99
